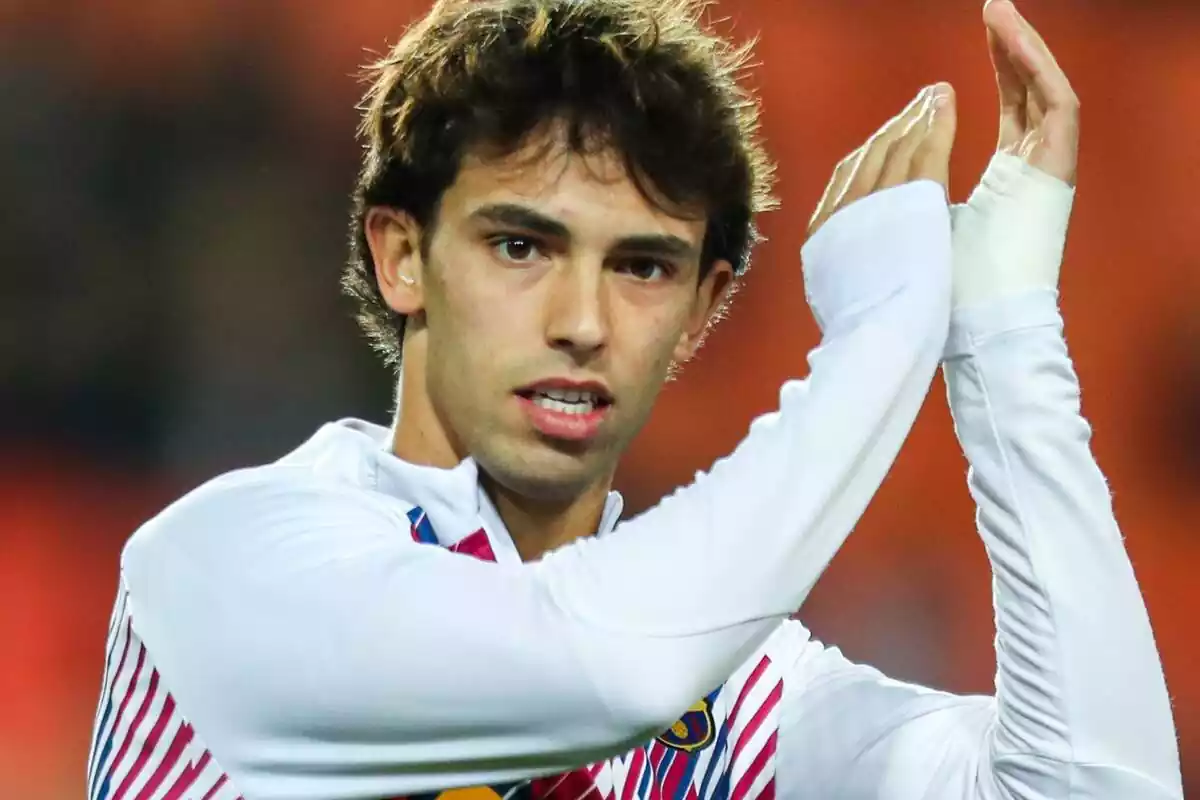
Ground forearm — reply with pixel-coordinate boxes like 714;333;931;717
945;291;1182;798
126;182;952;797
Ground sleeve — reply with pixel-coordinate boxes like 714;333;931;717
121;181;952;800
772;290;1183;800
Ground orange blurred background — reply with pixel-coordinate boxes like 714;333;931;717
1;1;1197;797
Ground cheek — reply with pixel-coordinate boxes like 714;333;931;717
424;257;532;404
611;302;690;386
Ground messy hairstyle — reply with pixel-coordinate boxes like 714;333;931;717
344;0;777;370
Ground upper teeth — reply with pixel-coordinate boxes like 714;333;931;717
532;389;602;414
538;388;597;404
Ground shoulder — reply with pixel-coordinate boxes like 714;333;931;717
125;462;405;574
119;422;423;630
123;420;414;576
117;433;428;698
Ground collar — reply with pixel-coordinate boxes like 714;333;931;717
299;418;624;555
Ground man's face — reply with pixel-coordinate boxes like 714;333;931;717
380;133;733;501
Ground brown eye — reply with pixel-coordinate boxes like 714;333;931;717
493;236;542;263
618;258;670;282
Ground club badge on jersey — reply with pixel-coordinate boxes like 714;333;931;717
400;507;765;800
655;697;716;753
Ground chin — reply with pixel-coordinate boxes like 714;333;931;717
476;437;611;503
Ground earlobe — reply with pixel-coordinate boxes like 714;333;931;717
365;206;426;315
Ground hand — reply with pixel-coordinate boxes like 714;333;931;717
983;0;1079;185
808;83;957;237
947;1;1079;310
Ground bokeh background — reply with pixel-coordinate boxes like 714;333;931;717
2;1;1197;796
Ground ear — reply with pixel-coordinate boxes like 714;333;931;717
673;259;736;363
365;206;426;315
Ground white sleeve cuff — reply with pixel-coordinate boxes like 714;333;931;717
801;180;951;332
945;288;1063;359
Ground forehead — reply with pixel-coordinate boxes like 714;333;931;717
438;134;707;246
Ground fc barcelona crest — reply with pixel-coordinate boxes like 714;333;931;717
655;697;715;753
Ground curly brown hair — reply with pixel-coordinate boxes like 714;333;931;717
343;0;777;370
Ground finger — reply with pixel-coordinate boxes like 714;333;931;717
822;150;860;213
986;24;1025;111
877;91;936;187
808;148;860;234
910;84;957;191
985;25;1026;149
983;0;1077;112
836;87;930;207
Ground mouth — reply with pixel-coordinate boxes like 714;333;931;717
514;383;614;414
514;380;614;441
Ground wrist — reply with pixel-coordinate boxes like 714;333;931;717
950;152;1075;309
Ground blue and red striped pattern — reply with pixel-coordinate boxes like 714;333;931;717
592;651;781;800
88;506;783;800
400;507;785;800
87;590;239;800
473;652;782;800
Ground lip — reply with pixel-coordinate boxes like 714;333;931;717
514;377;614;405
514;377;615;442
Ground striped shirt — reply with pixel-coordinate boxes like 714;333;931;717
87;179;1180;799
87;502;792;800
87;593;237;800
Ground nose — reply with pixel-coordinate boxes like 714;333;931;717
543;259;608;359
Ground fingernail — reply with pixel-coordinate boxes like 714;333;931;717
931;83;952;107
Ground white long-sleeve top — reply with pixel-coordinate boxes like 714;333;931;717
775;288;1182;799
769;155;1182;799
83;172;1180;800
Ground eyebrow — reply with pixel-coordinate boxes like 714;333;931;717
467;202;700;261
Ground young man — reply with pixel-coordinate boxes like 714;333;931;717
86;1;1181;798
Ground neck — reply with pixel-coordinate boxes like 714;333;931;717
391;340;464;471
482;473;612;562
390;341;613;562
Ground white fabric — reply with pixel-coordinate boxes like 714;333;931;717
774;291;1182;799
950;152;1075;309
92;170;1183;800
769;159;1180;799
114;180;953;799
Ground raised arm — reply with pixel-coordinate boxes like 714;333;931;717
771;268;1180;800
772;5;1181;795
119;95;955;798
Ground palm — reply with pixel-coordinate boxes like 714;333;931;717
983;0;1079;185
